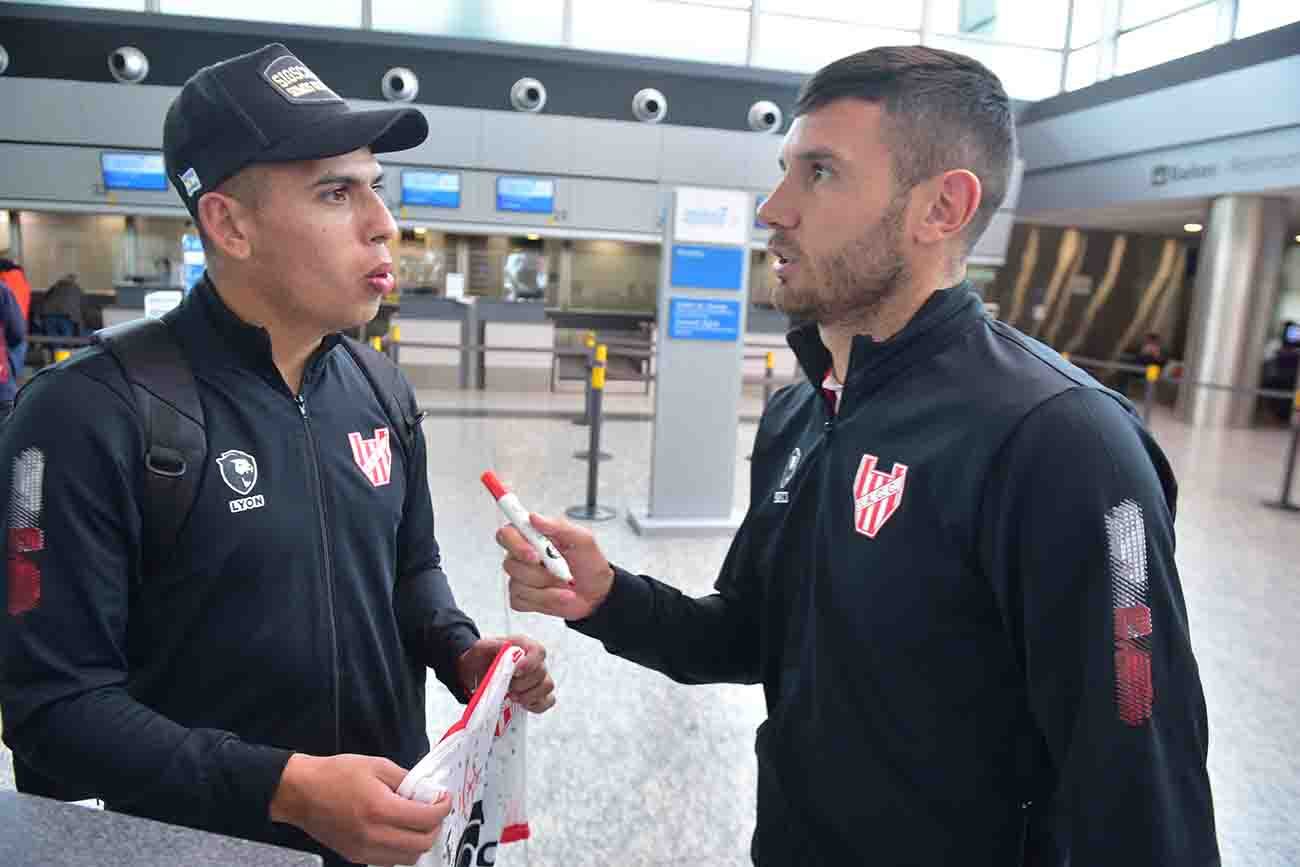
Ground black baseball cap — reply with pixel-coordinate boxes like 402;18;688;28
163;42;428;218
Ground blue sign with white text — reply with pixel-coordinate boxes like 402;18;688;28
101;152;168;191
181;233;205;292
670;245;744;290
668;298;741;341
402;171;461;208
497;176;555;214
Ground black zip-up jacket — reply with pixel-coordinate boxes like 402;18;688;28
572;285;1219;865
0;276;480;864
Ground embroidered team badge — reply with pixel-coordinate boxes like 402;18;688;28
217;450;265;513
852;453;908;538
349;428;393;487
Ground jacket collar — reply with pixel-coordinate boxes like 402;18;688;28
174;272;343;388
786;282;984;404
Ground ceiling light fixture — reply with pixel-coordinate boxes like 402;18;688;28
1183;223;1203;233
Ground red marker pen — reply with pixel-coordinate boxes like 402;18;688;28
482;471;574;583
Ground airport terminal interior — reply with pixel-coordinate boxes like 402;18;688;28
1;0;1299;864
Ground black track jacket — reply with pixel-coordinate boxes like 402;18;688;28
0;276;480;864
572;284;1219;866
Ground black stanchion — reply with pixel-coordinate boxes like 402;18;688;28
1266;391;1300;513
573;332;596;427
567;346;617;522
387;325;400;364
1143;364;1160;426
576;343;612;461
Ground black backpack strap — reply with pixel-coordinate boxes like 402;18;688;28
340;337;422;472
94;314;206;578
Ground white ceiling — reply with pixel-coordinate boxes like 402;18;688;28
1018;187;1300;239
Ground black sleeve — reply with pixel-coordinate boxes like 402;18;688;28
980;387;1219;865
566;406;773;687
392;381;480;703
0;367;291;828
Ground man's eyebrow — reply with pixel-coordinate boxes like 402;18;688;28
311;170;385;187
778;147;842;171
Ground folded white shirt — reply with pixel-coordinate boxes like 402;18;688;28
397;643;530;867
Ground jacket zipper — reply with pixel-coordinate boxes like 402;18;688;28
297;391;342;754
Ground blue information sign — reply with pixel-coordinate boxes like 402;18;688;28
496;176;555;214
668;298;741;341
670;245;745;290
101;152;168;191
402;171;461;208
181;233;205;291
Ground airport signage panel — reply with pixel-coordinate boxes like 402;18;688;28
667;297;741;341
673;187;750;246
497;176;555;214
402;171;461;208
670;244;745;290
101;152;168;191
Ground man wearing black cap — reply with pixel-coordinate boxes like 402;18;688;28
0;44;555;867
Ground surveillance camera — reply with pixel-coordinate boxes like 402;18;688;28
108;46;149;84
632;88;667;124
510;78;547;113
748;100;783;133
0;45;9;77
381;67;419;103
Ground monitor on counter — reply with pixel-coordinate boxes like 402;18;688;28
496;176;554;214
401;170;461;208
100;152;168;191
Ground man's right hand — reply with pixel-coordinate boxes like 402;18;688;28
269;753;449;867
496;513;614;621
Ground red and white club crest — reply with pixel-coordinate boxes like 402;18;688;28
852;453;908;539
348;427;392;487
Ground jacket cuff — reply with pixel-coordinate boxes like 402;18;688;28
566;565;654;652
219;740;293;829
431;625;481;704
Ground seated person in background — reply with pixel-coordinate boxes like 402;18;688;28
1136;331;1166;368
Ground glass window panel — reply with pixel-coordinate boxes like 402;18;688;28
161;0;359;28
1064;44;1099;91
930;0;1070;49
18;0;144;9
1234;0;1300;38
1119;0;1205;31
761;0;923;31
928;36;1063;101
372;0;564;45
1114;4;1217;76
570;241;659;312
753;15;919;74
1070;0;1105;47
571;0;750;65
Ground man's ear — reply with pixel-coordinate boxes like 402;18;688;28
196;192;254;261
914;169;982;246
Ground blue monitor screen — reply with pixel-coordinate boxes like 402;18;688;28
401;171;461;208
497;176;555;214
1284;322;1300;347
101;152;168;191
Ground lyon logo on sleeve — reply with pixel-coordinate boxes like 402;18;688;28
348;428;392;487
852;453;908;538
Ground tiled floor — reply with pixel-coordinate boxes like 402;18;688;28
2;389;1297;866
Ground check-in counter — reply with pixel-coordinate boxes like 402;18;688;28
0;791;322;867
743;305;799;383
392;294;475;389
478;299;553;390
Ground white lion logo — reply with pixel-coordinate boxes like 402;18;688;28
217;450;258;496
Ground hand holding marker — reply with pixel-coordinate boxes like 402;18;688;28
481;471;574;584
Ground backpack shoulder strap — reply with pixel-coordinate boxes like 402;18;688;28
340;336;422;468
94;313;205;575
